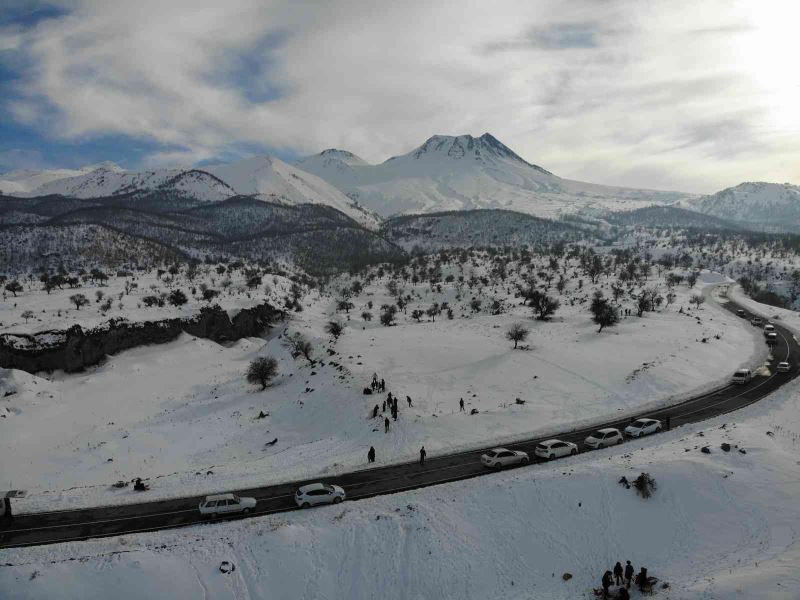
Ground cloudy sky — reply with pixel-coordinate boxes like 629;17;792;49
1;0;798;192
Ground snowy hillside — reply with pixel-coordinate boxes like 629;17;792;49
296;133;695;219
5;156;379;229
28;164;236;203
686;181;800;231
0;165;103;195
204;156;380;229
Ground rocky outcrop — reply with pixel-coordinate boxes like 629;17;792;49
0;302;283;373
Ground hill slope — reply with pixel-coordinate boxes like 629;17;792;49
686;182;800;232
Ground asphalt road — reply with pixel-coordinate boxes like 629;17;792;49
1;290;797;549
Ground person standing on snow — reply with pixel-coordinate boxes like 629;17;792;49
406;396;413;407
384;417;390;433
419;446;426;466
459;398;465;412
613;562;623;586
367;446;375;463
601;571;613;599
624;561;634;589
372;405;379;419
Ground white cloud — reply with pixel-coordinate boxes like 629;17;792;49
7;0;800;192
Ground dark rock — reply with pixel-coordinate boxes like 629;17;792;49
701;446;711;454
738;448;747;454
219;561;235;574
562;573;572;581
721;443;731;452
0;302;282;373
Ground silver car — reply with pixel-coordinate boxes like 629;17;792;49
480;447;529;468
199;493;256;517
295;483;346;508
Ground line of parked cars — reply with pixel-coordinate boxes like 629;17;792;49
480;417;665;468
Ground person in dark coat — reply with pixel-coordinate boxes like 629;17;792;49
601;571;613;599
380;379;386;392
387;392;393;404
624;561;634;589
384;417;390;433
382;400;386;412
407;395;413;407
617;586;630;600
372;405;379;418
367;446;375;463
613;562;623;586
419;446;426;465
392;405;398;421
459;398;465;412
636;567;648;592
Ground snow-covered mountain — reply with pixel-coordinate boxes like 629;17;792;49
203;156;379;228
295;133;694;218
685;182;800;231
0;164;110;195
3;157;379;229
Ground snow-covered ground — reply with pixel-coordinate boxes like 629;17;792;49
0;269;293;336
3;370;799;600
0;267;761;513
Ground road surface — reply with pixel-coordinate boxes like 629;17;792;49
1;290;796;548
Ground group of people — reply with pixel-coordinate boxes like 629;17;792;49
600;561;650;598
370;373;386;393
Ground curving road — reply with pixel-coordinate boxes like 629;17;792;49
1;290;797;548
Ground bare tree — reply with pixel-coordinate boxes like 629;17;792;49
530;291;560;321
21;310;35;323
70;293;90;310
325;320;345;339
505;323;530;349
287;333;314;363
246;356;279;390
690;294;705;309
590;291;618;333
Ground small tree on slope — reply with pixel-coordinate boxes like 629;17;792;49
247;356;279;390
505;323;530;349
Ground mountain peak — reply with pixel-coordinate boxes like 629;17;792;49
82;161;125;173
404;133;551;174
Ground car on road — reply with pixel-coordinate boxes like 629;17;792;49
624;418;662;438
731;369;752;384
295;483;346;508
751;317;763;327
199;493;256;518
584;428;623;449
736;309;746;317
766;332;778;344
534;439;578;460
777;361;791;373
764;324;776;335
481;447;529;468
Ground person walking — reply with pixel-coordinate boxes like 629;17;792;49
392;405;398;421
624;561;634;589
387;392;393;404
380;379;386;392
372;405;379;419
613;562;623;586
407;395;413;407
459;398;465;412
419;446;426;466
367;446;375;463
382;400;386;413
384;417;390;433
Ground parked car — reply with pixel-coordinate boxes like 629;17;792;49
777;361;791;373
736;309;746;317
584;428;623;449
199;493;256;517
481;447;529;468
751;317;763;327
534;439;578;460
624;418;662;438
731;369;752;384
295;483;346;508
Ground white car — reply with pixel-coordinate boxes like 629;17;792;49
480;447;529;468
751;317;763;327
764;324;776;335
765;332;778;344
295;483;346;508
199;493;256;517
731;369;752;385
624;418;662;438
777;361;791;373
534;439;578;460
584;428;623;449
